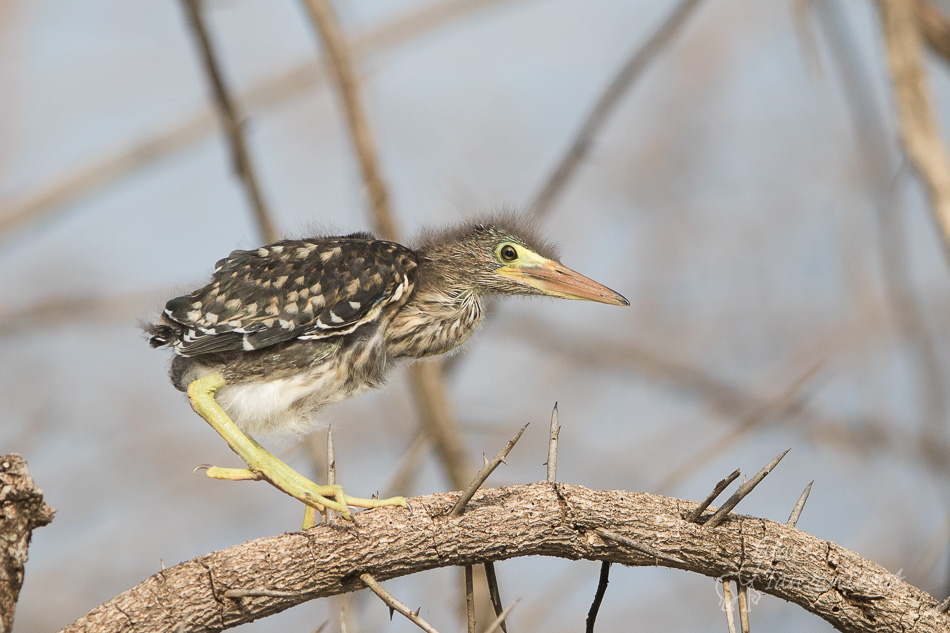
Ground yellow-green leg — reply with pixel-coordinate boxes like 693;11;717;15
186;373;409;525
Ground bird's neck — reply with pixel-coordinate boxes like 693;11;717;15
386;284;484;360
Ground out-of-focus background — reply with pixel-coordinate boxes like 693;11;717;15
3;0;950;631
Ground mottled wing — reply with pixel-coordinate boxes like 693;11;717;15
162;236;417;356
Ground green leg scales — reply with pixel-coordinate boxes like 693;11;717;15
186;374;409;526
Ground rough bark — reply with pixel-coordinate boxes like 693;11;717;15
0;454;55;633
60;482;946;633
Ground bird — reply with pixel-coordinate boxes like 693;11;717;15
148;215;628;523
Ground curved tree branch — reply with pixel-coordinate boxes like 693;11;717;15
61;482;947;633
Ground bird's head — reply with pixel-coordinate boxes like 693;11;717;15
415;217;629;306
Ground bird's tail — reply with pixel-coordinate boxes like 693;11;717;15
144;319;178;348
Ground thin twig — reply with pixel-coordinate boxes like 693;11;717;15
0;0;523;241
685;469;741;523
722;581;738;633
546;402;560;483
450;423;529;517
483;562;507;633
480;599;519;633
360;573;442;633
595;528;685;565
704;450;791;528
584;561;611;633
786;481;813;527
529;0;706;217
465;565;476;633
878;0;950;266
300;0;398;241
811;0;950;465
737;584;751;633
179;0;278;244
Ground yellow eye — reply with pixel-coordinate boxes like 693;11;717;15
498;244;518;262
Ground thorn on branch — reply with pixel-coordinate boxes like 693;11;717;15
484;561;508;633
595;528;685;564
686;468;741;523
450;423;529;517
481;599;519;633
546;402;560;483
786;480;814;527
360;572;442;633
722;581;738;633
585;561;611;633
737;584;751;633
465;565;475;633
704;450;790;528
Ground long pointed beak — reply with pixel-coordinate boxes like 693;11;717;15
498;259;629;306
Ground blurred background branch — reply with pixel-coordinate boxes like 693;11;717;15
879;0;950;265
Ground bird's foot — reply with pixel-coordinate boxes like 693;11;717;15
199;461;408;526
186;374;409;524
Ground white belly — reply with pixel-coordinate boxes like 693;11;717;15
214;368;371;436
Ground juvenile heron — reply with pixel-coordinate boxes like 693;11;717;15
148;216;627;521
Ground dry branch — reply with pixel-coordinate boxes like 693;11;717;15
360;573;441;633
180;0;278;244
737;584;751;633
529;0;706;217
465;565;476;633
878;0;950;265
450;422;529;516
301;0;399;242
585;561;611;633
0;455;54;633
722;580;738;633
0;0;520;240
300;0;472;493
408;360;472;490
482;561;507;633
60;482;948;633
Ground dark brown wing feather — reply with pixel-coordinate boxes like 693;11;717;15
159;236;417;356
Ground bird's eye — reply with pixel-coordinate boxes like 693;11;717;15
498;244;519;262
